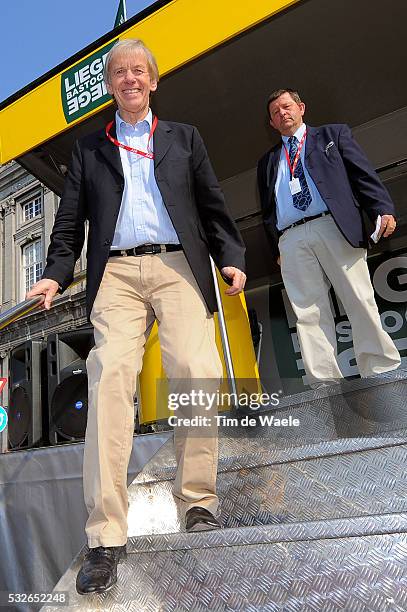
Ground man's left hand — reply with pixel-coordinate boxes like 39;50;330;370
378;214;397;238
220;267;246;296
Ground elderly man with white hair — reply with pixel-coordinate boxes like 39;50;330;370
27;39;246;594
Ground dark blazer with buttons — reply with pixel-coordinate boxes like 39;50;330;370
43;119;246;319
257;123;396;259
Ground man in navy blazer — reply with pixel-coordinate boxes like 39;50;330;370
258;88;400;386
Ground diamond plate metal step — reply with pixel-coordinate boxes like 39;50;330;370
43;526;407;611
134;372;407;484
42;376;407;611
126;440;407;537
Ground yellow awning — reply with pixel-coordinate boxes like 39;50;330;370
0;0;298;164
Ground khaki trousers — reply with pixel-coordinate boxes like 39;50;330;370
83;251;222;548
278;215;400;386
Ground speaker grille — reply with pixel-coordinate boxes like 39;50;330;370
8;386;31;449
50;372;88;440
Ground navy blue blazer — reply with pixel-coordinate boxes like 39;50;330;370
257;124;396;258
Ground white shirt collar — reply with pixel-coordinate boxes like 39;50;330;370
116;108;152;131
282;122;306;144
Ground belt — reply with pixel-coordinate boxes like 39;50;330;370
278;212;330;236
109;243;183;257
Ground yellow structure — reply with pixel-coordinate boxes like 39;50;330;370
139;272;260;424
0;0;298;164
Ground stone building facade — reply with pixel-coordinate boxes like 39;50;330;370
0;162;88;450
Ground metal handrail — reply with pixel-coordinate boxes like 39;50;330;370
0;270;86;331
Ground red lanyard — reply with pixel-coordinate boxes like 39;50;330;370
105;115;158;159
282;130;307;178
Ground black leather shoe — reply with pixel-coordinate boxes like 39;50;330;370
76;545;127;595
185;507;221;532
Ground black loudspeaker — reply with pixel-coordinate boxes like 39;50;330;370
47;327;94;444
8;340;47;450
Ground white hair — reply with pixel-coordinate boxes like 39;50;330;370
103;39;159;85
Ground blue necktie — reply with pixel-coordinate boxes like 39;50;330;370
288;135;312;211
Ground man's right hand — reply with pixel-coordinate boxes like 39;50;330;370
26;279;60;310
277;256;281;266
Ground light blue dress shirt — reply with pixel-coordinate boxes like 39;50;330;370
275;123;328;230
111;109;180;250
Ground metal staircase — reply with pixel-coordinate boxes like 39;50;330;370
42;372;407;611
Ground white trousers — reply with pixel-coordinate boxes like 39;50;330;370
278;215;400;386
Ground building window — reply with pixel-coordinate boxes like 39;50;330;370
23;240;43;293
22;194;42;222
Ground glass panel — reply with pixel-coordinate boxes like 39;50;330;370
23;239;43;293
22;195;42;221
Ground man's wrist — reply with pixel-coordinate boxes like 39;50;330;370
42;277;63;292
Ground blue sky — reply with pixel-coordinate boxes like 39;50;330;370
0;0;156;103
